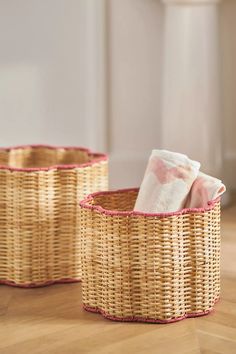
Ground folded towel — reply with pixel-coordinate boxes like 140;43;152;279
134;150;200;213
185;172;226;208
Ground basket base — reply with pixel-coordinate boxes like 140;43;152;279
83;300;219;324
0;278;81;288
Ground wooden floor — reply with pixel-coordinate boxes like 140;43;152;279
0;201;236;354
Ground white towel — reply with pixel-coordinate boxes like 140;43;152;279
134;150;200;213
185;172;226;208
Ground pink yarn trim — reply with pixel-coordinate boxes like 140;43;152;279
83;299;219;324
0;277;81;288
79;188;220;218
0;144;108;172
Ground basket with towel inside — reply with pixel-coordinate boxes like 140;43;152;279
79;150;225;323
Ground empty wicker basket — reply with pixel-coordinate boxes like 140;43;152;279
0;144;108;287
80;188;221;324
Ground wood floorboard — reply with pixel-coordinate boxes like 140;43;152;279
0;200;235;353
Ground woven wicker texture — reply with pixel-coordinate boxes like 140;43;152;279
0;145;108;287
80;188;221;323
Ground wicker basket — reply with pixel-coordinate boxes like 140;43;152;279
80;188;221;324
0;144;108;287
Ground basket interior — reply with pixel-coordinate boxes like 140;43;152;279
86;188;219;215
0;146;99;169
90;189;138;212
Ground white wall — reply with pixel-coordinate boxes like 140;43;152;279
0;0;235;189
108;0;236;189
108;0;163;188
221;0;236;189
0;0;104;149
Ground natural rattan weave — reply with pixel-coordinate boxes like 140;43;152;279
80;188;221;324
0;145;108;287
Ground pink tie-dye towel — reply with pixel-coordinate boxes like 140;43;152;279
185;172;226;209
134;150;200;213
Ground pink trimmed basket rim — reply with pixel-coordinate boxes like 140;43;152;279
0;144;108;172
0;277;81;288
79;187;220;218
83;299;219;324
